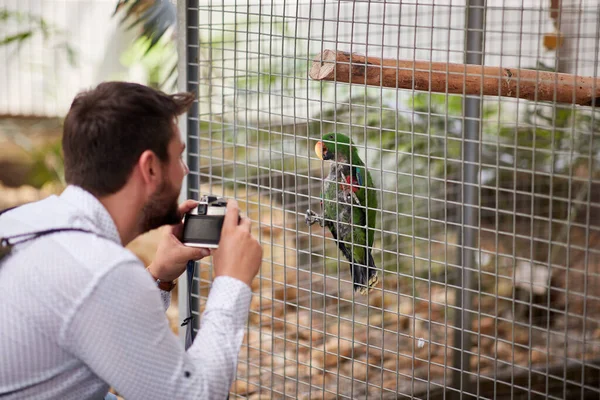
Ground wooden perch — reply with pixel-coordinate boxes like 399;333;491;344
309;49;600;106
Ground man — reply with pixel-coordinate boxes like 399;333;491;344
0;81;263;399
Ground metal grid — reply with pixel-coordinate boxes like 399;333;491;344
179;0;600;398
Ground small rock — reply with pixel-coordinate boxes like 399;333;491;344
494;341;514;361
297;311;312;328
230;380;259;396
383;310;402;326
478;296;496;310
367;346;383;364
382;378;398;391
368;290;397;309
515;260;549;295
472;317;495;336
431;288;455;306
298;390;337;400
480;337;495;351
513;348;529;365
398;302;413;330
369;314;383;327
310;371;329;386
345;360;369;381
497;278;514;298
414;298;431;314
297;327;324;343
247;393;271;400
301;365;323;376
514;326;530;345
428;357;447;378
274;285;298;303
469;353;492;370
258;311;285;330
384;353;415;370
530;348;548;364
249;295;273;313
368;291;385;308
426;354;443;365
244;329;260;346
383;357;397;371
312;338;355;368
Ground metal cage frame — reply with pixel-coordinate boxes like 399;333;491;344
177;0;600;398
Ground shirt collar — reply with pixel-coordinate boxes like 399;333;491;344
59;185;122;246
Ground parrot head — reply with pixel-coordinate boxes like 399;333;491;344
315;132;354;162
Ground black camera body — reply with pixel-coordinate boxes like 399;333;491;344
182;195;232;248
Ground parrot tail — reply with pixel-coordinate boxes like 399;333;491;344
352;251;379;295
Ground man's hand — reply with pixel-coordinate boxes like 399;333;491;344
148;200;210;283
212;199;262;287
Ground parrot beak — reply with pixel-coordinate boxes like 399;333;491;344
315;141;325;160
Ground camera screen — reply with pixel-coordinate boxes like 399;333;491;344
182;216;224;246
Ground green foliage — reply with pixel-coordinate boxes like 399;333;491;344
120;34;177;90
113;0;177;91
0;8;77;66
26;138;65;188
113;0;176;53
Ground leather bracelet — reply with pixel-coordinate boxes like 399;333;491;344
146;267;176;292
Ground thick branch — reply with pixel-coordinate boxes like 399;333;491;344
309;49;600;106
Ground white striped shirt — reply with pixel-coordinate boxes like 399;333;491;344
0;185;252;399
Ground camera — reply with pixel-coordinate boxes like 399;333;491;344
182;195;238;248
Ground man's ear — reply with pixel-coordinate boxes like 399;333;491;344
138;150;163;189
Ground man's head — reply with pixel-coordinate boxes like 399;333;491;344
62;81;193;231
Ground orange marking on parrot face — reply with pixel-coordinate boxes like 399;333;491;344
315;141;325;160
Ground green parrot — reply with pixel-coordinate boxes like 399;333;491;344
305;132;379;295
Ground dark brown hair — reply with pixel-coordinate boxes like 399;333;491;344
62;81;194;196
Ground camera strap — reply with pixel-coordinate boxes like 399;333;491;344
181;259;196;349
0;206;103;263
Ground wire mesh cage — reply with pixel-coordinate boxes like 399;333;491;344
179;0;600;398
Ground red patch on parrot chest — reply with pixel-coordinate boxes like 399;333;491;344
339;175;360;193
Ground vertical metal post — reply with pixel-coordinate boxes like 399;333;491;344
452;0;484;397
187;0;200;341
177;0;200;346
176;0;189;347
185;0;200;199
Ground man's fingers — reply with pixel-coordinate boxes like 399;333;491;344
240;216;251;232
177;199;199;216
185;247;210;260
223;199;240;231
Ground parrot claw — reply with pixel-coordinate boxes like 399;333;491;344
305;209;324;227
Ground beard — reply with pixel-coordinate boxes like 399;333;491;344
140;178;181;232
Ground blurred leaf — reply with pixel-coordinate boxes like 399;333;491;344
0;8;78;66
120;34;177;90
113;0;177;89
0;31;33;46
114;0;176;53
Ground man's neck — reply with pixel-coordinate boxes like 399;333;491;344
97;188;144;246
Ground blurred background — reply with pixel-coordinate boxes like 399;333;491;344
2;0;600;398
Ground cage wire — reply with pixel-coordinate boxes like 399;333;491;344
179;0;600;398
